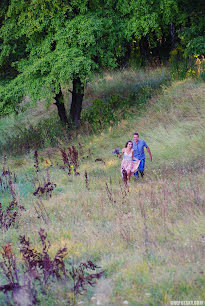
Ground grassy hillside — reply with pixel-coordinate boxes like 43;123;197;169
0;68;169;155
0;74;205;305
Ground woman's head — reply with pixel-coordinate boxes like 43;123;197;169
125;140;133;148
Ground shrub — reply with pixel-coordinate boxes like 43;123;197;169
0;116;67;156
169;48;195;80
0;229;104;304
0;168;25;231
81;98;117;131
81;75;169;132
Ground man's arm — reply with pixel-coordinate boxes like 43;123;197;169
146;146;152;161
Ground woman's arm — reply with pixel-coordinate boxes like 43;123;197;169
118;148;125;159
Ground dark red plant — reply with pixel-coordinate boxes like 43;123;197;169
70;261;104;295
60;146;80;175
68;146;80;175
0;230;104;303
19;228;67;284
0;243;36;304
0;243;18;284
0;167;17;194
0;174;25;231
71;145;80;175
33;181;56;198
34;150;39;173
60;148;71;175
95;158;105;165
0;201;23;230
84;171;90;190
32;152;56;199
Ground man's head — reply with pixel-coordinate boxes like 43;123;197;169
133;132;139;143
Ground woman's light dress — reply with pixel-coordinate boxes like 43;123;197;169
121;151;140;176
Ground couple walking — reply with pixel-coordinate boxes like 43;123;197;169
121;133;152;182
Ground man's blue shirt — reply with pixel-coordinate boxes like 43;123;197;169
132;139;147;160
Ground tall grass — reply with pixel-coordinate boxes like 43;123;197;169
84;67;169;102
0;75;204;305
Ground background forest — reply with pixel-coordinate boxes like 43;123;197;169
0;0;205;305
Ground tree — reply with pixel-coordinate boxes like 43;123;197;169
0;0;129;126
177;0;205;57
119;0;204;64
113;0;180;66
0;0;204;126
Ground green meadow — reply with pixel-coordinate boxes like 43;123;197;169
0;69;205;305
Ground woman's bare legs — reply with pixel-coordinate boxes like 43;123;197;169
127;170;131;181
122;168;128;185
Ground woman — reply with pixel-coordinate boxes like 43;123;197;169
121;140;140;182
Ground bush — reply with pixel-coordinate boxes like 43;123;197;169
81;74;169;132
169;48;196;80
0;116;67;155
81;98;117;131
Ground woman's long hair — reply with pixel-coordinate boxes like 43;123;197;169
125;140;133;148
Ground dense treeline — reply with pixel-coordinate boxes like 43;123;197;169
0;0;204;126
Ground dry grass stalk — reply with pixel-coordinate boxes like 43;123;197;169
105;177;116;204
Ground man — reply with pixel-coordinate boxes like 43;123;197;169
132;132;152;180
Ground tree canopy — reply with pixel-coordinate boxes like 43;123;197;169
0;0;204;125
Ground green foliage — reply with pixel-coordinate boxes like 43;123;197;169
0;0;129;116
0;115;66;155
0;68;169;155
126;0;205;62
178;1;205;57
184;36;205;58
81;71;169;131
128;0;178;38
82;99;116;131
169;48;195;80
0;0;204;121
200;70;205;81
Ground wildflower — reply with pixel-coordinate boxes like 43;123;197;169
170;49;178;55
43;159;52;168
2;243;12;257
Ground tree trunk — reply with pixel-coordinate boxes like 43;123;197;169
70;77;84;127
54;88;68;125
139;36;150;66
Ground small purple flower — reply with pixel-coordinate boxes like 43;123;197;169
112;147;120;155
